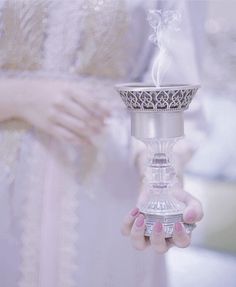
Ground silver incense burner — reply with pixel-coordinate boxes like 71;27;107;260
116;83;200;238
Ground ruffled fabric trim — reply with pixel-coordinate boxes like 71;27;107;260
0;121;30;185
18;131;82;287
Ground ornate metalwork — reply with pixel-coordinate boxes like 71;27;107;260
145;213;196;237
115;83;200;238
116;84;199;112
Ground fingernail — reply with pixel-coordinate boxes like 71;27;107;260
185;210;196;222
136;215;144;228
130;207;139;217
154;222;163;233
175;222;183;233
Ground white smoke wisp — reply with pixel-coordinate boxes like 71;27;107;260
147;10;182;87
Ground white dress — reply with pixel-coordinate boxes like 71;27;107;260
0;1;167;287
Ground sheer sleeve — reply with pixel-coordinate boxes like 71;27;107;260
0;0;47;184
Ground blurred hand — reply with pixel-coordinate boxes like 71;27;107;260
121;190;203;253
17;80;110;145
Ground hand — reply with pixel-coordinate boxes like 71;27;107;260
121;190;203;253
16;79;110;145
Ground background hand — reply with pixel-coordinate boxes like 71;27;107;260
16;79;110;145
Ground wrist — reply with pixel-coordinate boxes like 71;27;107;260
0;79;30;122
10;90;29;121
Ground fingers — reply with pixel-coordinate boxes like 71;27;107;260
62;98;92;121
172;222;191;248
150;222;191;252
49;89;110;146
121;207;140;236
53;117;92;145
64;96;106;129
130;214;149;250
56;112;101;140
65;89;110;120
150;222;169;254
121;209;149;251
51;125;89;145
173;190;204;224
122;208;194;253
183;196;204;224
60;94;106;134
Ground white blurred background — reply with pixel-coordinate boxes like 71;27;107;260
167;1;236;286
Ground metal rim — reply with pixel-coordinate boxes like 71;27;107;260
115;83;200;92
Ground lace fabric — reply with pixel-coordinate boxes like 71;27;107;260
12;130;81;287
74;0;129;78
0;120;30;185
43;0;85;72
0;0;130;184
0;1;167;287
0;0;46;71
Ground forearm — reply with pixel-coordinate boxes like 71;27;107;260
0;79;26;123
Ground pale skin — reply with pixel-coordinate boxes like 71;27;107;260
121;190;203;253
0;78;109;144
0;78;203;253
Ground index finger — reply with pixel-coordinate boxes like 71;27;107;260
121;207;140;236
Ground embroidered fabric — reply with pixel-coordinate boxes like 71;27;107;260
0;0;130;185
0;1;167;287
